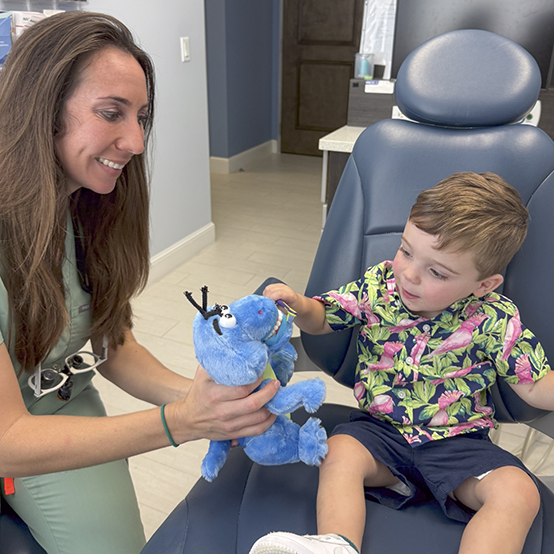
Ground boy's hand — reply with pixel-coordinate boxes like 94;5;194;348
263;283;300;310
264;283;332;336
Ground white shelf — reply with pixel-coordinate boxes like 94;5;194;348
0;1;86;11
318;125;366;154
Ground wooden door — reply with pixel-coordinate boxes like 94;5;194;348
281;0;364;156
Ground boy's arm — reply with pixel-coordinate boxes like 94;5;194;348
263;283;333;335
509;371;554;410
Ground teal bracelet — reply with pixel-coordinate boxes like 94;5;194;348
160;404;178;448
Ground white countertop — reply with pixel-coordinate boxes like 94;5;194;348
318;125;366;153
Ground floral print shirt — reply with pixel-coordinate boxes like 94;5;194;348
316;261;550;446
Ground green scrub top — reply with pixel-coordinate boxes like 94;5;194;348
0;212;95;415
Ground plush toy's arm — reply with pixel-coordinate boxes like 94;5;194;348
269;342;297;386
263;378;326;415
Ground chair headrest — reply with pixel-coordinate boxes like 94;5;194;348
394;30;542;128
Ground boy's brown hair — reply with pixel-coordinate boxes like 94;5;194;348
409;172;529;279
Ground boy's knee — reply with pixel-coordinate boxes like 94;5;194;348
321;434;372;473
324;435;360;463
481;467;540;517
322;434;396;485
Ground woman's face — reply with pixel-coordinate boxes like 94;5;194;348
56;47;149;195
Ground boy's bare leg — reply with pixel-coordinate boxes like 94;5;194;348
454;466;540;554
316;434;400;551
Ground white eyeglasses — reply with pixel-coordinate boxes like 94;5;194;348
28;337;108;400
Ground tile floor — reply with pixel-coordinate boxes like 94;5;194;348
92;153;554;541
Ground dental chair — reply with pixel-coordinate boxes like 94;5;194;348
0;497;46;554
141;30;554;554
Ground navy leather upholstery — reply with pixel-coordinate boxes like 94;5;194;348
395;29;542;127
0;498;46;554
141;30;554;554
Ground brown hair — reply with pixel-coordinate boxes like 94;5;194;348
409;172;529;279
0;12;155;371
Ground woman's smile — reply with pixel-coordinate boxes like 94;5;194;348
96;157;127;170
56;47;148;196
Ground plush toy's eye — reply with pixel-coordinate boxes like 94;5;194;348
219;312;237;328
220;305;229;312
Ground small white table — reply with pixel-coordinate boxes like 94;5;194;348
318;125;365;228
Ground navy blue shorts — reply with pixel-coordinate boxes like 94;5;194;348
331;410;537;523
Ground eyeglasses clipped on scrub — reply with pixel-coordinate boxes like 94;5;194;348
28;336;108;401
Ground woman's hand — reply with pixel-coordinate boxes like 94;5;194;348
166;365;280;444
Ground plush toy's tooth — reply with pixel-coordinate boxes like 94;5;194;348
266;309;283;340
274;310;283;333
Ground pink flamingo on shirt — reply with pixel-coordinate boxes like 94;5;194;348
368;395;393;415
438;390;464;410
394;373;407;386
448;419;494;437
464;301;483;319
411;333;430;365
366;341;404;371
500;310;522;361
408;333;430;381
389;318;428;333
514;353;534;384
359;293;380;326
430;363;483;385
429;409;449;426
382;275;396;303
473;392;493;416
428;313;488;357
354;381;366;402
327;291;362;319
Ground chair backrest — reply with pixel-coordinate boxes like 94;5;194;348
303;30;554;424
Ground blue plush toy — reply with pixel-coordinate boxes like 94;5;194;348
185;286;328;482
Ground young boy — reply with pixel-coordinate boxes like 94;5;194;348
250;172;554;554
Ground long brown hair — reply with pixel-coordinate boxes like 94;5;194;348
0;12;155;371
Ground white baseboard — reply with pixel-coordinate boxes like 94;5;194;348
209;157;230;173
210;140;278;173
147;222;215;286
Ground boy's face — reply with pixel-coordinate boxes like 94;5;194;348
392;221;501;319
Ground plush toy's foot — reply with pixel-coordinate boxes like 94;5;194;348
298;417;328;466
301;378;326;413
201;440;231;482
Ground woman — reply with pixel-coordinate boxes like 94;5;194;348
0;11;278;554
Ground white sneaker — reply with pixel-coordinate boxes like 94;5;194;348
249;532;358;554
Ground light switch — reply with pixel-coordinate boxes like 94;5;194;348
180;37;190;62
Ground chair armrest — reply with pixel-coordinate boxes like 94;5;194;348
252;277;284;296
289;336;320;373
528;411;554;441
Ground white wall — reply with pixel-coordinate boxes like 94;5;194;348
86;0;213;272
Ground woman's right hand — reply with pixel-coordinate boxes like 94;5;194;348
166;365;280;444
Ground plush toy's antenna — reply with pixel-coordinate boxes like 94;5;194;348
184;287;224;333
184;289;205;315
201;285;209;311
